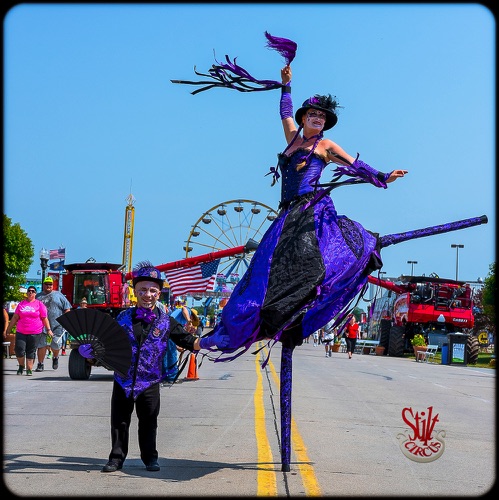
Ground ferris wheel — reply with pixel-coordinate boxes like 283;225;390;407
184;199;278;291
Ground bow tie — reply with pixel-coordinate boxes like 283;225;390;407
136;307;156;324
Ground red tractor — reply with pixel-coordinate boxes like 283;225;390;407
367;274;479;362
62;262;130;379
62;262;129;316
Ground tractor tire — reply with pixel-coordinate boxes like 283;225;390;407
68;349;92;380
379;319;391;353
467;335;480;365
388;326;405;357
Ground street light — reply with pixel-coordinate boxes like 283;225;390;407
407;260;418;276
39;248;49;283
450;244;464;281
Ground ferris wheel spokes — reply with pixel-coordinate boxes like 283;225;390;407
184;200;279;290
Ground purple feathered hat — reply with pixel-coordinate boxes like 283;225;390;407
295;94;339;131
132;260;164;289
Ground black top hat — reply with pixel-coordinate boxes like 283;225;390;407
295;94;339;131
132;260;164;289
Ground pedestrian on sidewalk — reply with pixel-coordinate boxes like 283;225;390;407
323;328;334;357
345;315;360;359
3;304;9;338
169;300;196;333
312;329;319;347
5;286;51;376
60;297;88;355
35;276;71;371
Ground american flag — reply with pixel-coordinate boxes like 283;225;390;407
49;248;65;260
165;259;220;297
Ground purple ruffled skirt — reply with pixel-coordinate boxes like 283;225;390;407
209;192;382;361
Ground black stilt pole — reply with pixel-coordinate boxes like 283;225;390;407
280;345;294;472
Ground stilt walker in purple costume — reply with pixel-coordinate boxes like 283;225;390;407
172;32;487;472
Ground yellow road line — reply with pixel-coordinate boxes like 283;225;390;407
254;353;278;496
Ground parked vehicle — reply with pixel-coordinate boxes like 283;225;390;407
62;262;128;316
367;274;479;362
62;262;129;379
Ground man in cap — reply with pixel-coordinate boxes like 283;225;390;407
35;276;71;371
62;297;88;355
77;261;229;473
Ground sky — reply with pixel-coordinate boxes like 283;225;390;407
3;3;495;289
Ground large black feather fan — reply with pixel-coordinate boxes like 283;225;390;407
57;308;132;377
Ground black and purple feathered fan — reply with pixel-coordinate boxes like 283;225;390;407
56;308;132;377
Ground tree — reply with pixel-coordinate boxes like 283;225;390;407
3;214;34;302
481;262;496;334
472;289;488;333
472;262;496;336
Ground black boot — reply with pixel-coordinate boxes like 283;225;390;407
280;322;304;349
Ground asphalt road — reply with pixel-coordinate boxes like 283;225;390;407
2;341;495;497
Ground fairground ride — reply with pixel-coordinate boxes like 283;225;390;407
183;199;278;311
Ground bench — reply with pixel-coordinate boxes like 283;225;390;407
364;340;380;355
353;340;365;354
340;339;347;353
353;340;379;355
3;341;11;358
416;344;438;363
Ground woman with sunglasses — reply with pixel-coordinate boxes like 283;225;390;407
198;65;407;356
5;287;51;376
173;33;407;357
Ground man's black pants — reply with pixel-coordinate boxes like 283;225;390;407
108;380;160;465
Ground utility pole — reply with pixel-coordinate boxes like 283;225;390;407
451;244;464;281
407;260;418;276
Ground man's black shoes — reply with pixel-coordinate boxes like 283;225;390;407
101;459;123;473
101;458;160;472
146;460;160;472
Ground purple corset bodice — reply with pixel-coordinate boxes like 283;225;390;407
278;149;325;203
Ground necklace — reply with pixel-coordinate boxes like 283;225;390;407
301;133;321;143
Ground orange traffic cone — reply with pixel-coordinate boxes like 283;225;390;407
185;353;199;381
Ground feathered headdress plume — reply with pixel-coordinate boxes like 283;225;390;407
264;31;297;65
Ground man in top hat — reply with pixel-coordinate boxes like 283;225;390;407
77;261;229;473
35;276;71;371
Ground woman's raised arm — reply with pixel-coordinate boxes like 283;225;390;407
280;65;298;144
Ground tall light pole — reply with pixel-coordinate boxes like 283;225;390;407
451;244;464;281
39;248;49;283
407;260;418;276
